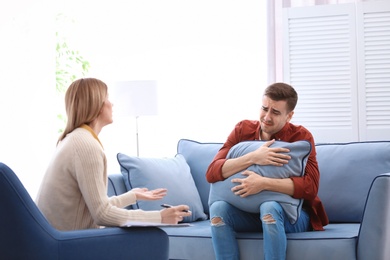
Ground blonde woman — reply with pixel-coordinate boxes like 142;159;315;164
36;78;190;231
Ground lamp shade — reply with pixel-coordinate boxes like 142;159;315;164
112;80;158;117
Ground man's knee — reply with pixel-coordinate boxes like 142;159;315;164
260;201;282;224
210;201;230;216
262;213;276;224
211;216;225;227
260;201;281;212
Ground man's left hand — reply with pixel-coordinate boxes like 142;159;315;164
231;170;267;197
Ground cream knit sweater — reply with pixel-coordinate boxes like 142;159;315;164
36;126;161;231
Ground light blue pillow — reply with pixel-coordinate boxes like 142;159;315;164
177;139;223;215
117;153;207;223
208;140;311;224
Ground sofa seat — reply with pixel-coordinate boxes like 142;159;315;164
160;220;359;260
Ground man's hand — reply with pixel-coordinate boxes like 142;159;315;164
132;187;167;201
231;170;295;197
231;170;267;197
251;139;291;166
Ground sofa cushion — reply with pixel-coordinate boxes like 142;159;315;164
317;141;390;223
208;140;311;224
177;139;223;215
117;153;207;222
160;220;360;260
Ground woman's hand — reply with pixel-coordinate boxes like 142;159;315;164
132;188;167;201
160;205;192;224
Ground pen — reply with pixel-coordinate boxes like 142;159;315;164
161;204;189;212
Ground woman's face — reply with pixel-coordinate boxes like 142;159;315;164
98;94;114;127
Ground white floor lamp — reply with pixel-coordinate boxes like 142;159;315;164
113;80;158;157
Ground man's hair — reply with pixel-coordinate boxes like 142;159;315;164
264;82;298;112
58;78;108;144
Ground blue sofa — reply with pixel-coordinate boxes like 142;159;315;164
108;139;390;260
0;162;169;260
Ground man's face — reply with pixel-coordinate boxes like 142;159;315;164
260;95;294;138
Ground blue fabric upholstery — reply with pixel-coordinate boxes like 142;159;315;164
117;153;207;222
108;139;390;260
107;172;128;197
208;140;311;224
317;141;390;222
177;139;223;215
357;174;390;259
0;162;169;260
159;221;359;260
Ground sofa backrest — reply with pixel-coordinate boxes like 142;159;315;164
177;139;222;216
316;141;390;223
178;139;390;223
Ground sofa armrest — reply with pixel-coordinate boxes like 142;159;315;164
56;226;169;259
108;173;127;197
357;173;390;260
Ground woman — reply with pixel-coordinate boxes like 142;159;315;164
36;78;191;231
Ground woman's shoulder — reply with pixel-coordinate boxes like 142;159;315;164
67;127;94;141
62;128;102;151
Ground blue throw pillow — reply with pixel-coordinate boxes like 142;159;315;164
117;153;207;223
208;140;311;224
177;139;223;215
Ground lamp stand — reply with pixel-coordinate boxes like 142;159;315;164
113;80;157;157
135;116;140;157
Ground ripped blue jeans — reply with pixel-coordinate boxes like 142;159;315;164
210;201;310;260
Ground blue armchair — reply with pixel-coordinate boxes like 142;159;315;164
0;162;169;260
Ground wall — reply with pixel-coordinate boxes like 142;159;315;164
59;0;269;175
0;0;57;198
1;0;268;197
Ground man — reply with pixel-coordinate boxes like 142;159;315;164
206;82;328;260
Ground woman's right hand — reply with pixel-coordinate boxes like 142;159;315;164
160;205;192;224
132;187;167;201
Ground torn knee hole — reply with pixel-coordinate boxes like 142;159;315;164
211;217;224;226
262;214;276;224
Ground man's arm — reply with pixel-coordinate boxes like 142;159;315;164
222;139;291;179
206;120;290;183
231;170;295;197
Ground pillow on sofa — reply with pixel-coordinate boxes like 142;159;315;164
177;139;223;215
117;153;207;223
208;140;311;224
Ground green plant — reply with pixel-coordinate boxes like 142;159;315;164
56;36;91;93
55;13;91;132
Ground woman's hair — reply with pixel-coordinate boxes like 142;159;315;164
58;78;108;144
263;82;298;112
